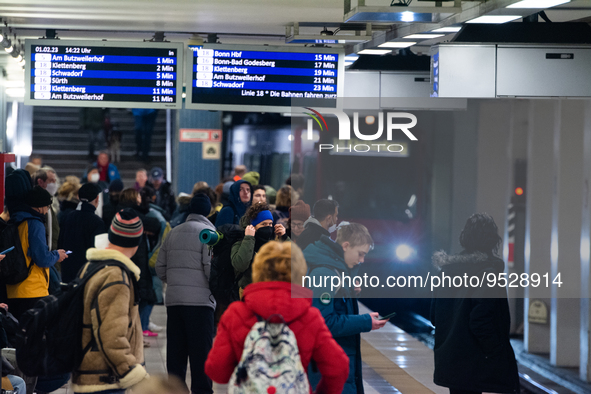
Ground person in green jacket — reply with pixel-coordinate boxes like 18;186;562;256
231;202;287;294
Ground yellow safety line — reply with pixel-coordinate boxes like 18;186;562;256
361;338;435;394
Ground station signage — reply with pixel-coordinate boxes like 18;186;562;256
24;39;183;109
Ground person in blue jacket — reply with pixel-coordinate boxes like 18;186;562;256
303;223;388;394
215;179;251;227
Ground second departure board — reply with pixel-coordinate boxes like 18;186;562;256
24;39;183;109
186;44;344;112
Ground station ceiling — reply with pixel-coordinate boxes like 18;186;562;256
0;0;590;83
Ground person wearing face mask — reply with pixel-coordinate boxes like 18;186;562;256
231;202;287;295
296;198;339;252
33;168;60;252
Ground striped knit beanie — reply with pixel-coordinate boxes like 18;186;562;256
109;208;143;248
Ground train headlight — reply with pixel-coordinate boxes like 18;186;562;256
395;244;414;261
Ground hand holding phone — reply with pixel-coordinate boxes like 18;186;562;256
379;312;396;321
0;246;15;255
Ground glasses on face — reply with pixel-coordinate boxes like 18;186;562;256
292;222;304;229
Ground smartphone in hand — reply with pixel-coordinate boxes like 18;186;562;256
379;312;396;321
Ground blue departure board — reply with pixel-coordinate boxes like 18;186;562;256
186;44;344;112
24;39;183;109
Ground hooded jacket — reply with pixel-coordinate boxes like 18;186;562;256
296;217;330;252
303;236;372;394
57;202;106;283
6;210;60;299
204;281;349;394
153;180;176;221
71;248;147;393
430;251;520;394
155;213;216;309
231;214;289;289
215;180;251;227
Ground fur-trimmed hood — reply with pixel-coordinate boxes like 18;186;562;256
86;248;141;281
432;250;504;272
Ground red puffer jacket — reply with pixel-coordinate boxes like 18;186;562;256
205;281;349;394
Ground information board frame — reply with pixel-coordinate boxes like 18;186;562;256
185;43;345;112
24;39;184;109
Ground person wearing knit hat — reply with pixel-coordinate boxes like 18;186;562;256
109;209;144;248
57;183;107;283
78;183;102;203
231;202;287;292
155;191;217;393
25;185;53;208
241;171;260;186
290;200;311;241
6;185;68;320
72;207;148;393
189;193;212;216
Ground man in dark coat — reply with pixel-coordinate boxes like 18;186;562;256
430;213;520;394
57;183;106;283
149;167;176;221
296;198;339;251
215;180;251;227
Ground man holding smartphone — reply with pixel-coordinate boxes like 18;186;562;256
303;223;388;394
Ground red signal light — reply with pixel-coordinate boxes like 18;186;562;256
515;187;524;196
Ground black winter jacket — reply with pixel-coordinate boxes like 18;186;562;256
57;202;106;283
296;217;330;252
430;251;520;394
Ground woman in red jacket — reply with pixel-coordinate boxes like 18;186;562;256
205;241;349;393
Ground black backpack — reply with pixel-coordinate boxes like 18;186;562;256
208;223;245;304
0;220;31;285
15;260;138;377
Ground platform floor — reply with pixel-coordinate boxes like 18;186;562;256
52;304;445;394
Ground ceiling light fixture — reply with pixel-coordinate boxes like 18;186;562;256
507;0;570;8
431;27;462;33
378;41;416;48
404;34;444;39
358;49;392;55
466;15;522;24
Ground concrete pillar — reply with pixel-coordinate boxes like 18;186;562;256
173;109;222;194
551;99;583;367
524;100;553;354
474;100;512;244
449;101;480;254
580;100;591;380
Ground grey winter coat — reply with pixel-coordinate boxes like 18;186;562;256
155;213;216;310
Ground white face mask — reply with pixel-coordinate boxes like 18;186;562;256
89;173;100;183
328;217;338;234
46;182;58;196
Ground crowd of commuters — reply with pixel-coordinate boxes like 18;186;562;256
0;155;519;394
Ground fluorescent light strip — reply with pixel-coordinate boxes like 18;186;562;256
358;49;392;55
404;34;444;39
378;42;416;48
507;0;570;8
431;27;462;33
466;15;522;24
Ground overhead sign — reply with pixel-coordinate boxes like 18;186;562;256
186;44;344;112
24;39;183;109
179;129;222;143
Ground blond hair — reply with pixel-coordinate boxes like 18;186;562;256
335;222;374;248
57;178;81;202
252;241;307;285
275;185;292;208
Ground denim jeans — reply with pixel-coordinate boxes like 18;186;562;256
8;375;26;394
